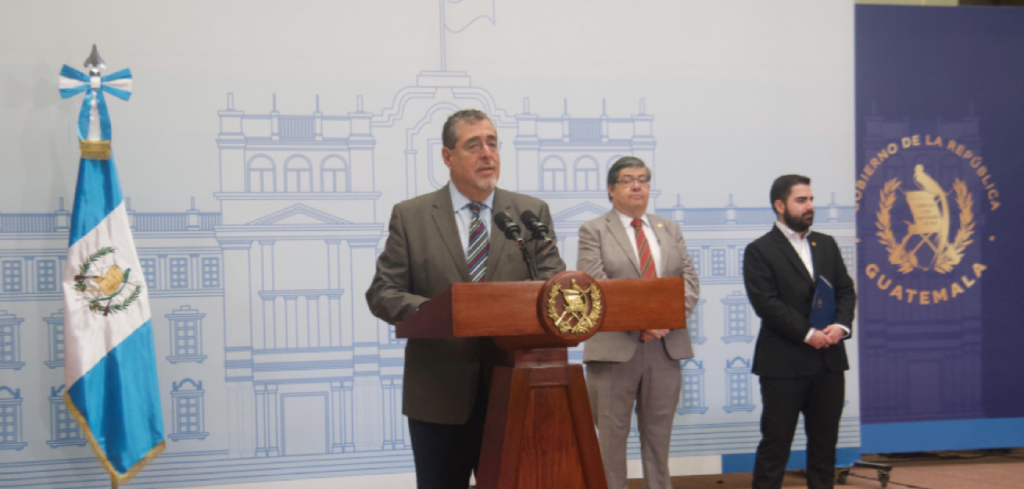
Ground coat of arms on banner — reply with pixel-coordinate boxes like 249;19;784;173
856;133;1000;306
875;165;975;274
73;246;142;316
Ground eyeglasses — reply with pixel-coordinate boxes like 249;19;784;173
615;177;650;187
460;140;501;155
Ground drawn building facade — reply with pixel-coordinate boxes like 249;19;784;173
0;70;856;487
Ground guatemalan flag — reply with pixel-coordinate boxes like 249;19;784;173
60;57;165;487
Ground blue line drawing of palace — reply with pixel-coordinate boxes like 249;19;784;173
0;66;857;487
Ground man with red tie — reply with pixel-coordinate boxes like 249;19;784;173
577;157;700;489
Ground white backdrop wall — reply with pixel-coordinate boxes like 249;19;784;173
0;1;857;487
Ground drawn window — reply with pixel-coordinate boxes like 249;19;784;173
0;403;16;443
53;323;64;363
48;385;85;448
140;258;157;289
687;299;705;344
169;258;189;289
321;156;350;192
176;321;197;356
37;259;58;292
167;306;207;364
2;261;22;293
711;248;727;277
728;372;749;406
178;397;200;433
201;258;220;288
0;311;25;369
727;304;747;337
284;156;313;192
689;248;701;276
170;379;209;441
0;387;27;450
678;359;708;415
541;157;567;191
0;325;12;363
682;374;701;409
574;157;599;191
721;292;753;344
723;358;755;413
45;310;65;369
248;156;276;193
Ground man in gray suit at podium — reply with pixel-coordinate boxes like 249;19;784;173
367;109;565;489
577;157;700;489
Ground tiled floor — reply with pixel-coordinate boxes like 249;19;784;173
627;449;1024;488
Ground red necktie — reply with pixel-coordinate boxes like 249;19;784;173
631;218;657;279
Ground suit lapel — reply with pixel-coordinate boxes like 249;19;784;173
770;225;813;284
484;189;510;282
430;186;472;282
649;215;676;278
809;232;825;283
605;211;641;276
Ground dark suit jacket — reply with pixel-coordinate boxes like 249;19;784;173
366;185;566;424
743;225;856;378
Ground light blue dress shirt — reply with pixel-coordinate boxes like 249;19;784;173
449;181;495;258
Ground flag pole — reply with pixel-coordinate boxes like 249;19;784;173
60;44;165;488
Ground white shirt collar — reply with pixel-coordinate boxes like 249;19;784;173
615;209;650;229
449;181;494;212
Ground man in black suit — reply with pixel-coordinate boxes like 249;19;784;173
743;174;856;489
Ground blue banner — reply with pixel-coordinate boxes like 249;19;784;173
856;5;1024;453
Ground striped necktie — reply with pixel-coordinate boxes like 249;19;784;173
467;202;489;282
631;218;657;279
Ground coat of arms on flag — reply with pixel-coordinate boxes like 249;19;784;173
59;45;165;488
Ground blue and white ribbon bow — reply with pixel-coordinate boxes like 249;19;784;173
59;65;132;141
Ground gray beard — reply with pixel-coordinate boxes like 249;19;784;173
476;178;497;191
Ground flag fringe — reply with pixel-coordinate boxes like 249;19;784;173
64;392;166;487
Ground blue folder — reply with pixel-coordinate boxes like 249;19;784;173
809;276;836;330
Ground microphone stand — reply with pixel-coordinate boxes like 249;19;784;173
516;239;539;281
494;211;539;281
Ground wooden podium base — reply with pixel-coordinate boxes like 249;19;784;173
394;274;687;488
476;348;608;489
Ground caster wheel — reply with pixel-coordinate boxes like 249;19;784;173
835;467;850;485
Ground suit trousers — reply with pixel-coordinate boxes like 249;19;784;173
587;338;682;489
408;382;488;489
753;371;845;489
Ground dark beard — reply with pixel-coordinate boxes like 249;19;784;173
784;207;814;233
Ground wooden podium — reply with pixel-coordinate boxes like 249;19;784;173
396;271;687;489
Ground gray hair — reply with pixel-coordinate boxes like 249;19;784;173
442;109;492;149
606;156;652;201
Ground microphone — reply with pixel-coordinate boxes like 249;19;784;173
493;212;525;247
520;210;553;250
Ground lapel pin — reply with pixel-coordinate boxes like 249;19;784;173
811;241;817;247
657;223;663;228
